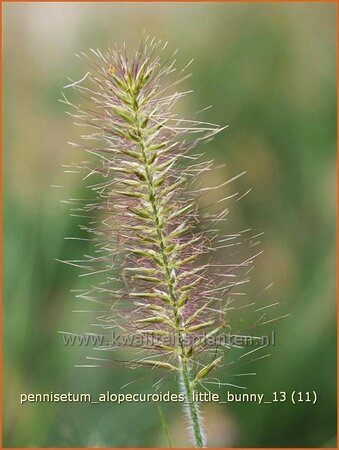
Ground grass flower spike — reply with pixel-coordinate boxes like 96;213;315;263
62;37;274;447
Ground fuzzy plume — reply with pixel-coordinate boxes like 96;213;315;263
61;37;280;447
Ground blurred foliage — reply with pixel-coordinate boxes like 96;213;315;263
3;3;336;448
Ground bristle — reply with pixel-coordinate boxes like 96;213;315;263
62;37;280;448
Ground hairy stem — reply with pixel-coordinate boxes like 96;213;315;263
130;90;205;448
179;357;205;447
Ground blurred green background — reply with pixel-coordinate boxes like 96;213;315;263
3;2;336;448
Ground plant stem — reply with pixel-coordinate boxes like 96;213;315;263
156;403;174;448
179;357;205;447
130;91;205;448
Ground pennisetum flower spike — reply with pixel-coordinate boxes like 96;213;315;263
61;37;277;448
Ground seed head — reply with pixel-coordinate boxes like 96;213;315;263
61;37;279;391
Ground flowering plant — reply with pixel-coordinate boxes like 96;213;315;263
61;37;278;447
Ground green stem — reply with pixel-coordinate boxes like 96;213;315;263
129;90;205;448
156;403;174;448
179;358;205;447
